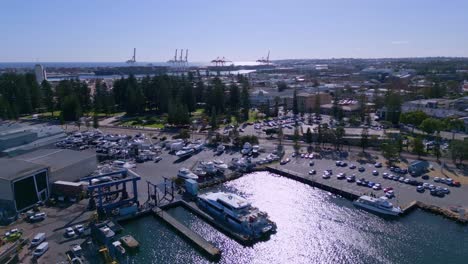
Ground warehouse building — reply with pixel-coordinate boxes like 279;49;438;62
14;149;97;183
0;159;49;224
0;149;97;224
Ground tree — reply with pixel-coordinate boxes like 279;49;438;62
277;81;288;92
447;118;464;140
306;127;313;146
450;140;468;164
293;127;300;153
412;137;425;158
292;89;298;116
61;95;82;121
381;140;399;165
210;107;217;130
229;83;241;119
334;126;345;150
400;111;429;133
360;127;369;152
240;81;250;121
273;97;280;117
420;118;443;135
40;80;54;116
93;112;99;129
277;125;283;147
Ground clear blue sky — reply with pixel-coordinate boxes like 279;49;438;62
1;0;467;62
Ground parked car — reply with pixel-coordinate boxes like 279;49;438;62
65;227;76;238
358;167;365;172
309;170;316;175
29;213;46;223
154;156;162;162
33;242;49;257
30;233;46;247
372;170;379;176
417;186;425;193
374;162;382;168
349;164;356;169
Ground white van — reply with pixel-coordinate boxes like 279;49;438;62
33;242;49;257
30;233;46;247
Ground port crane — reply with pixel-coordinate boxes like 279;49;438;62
256;50;271;64
210;56;232;67
126;48;136;64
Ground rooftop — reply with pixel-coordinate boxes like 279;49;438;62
14;149;96;172
0;159;47;181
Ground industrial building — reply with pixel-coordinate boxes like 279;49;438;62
0;122;66;156
15;149;97;183
0;159;49;224
0;149;97;223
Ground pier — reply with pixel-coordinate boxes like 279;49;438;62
152;207;221;259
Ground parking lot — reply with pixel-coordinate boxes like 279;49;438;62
0;201;94;264
277;151;468;210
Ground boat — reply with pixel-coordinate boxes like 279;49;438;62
177;168;199;180
199;161;218;174
252;145;260;155
353;195;402;216
216;145;226;154
193;168;207;177
176;147;195;158
197;192;276;239
112;241;126;255
213;160;228;172
241;142;252;155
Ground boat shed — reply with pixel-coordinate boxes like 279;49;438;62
0;159;49;221
408;160;430;176
14;149;97;183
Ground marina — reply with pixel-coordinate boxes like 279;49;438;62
118;172;468;264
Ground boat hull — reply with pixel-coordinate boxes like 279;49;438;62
353;202;401;216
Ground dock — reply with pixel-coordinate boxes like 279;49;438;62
152;207;221;259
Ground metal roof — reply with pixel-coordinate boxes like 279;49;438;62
0;159;47;181
14;149;96;173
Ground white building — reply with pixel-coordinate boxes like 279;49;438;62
34;64;47;84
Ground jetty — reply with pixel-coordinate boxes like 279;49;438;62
152;207;221;259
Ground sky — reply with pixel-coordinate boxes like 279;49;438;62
1;0;467;62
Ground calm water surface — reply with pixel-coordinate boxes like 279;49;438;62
122;172;468;264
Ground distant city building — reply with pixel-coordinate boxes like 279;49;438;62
34;64;47;84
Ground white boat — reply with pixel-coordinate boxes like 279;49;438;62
112;241;126;255
200;161;218;174
193;168;207;177
176;147;195;158
197;192;276;239
241;142;252;155
213;160;228;172
177;168;199;180
353;195;402;216
252;145;260;155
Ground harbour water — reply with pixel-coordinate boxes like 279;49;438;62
121;172;468;264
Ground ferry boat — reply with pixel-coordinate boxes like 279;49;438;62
353;195;402;216
177;168;198;180
197;192;276;239
176;147;195;158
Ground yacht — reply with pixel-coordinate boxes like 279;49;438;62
176;147;195;158
199;161;218;174
353;195;402;216
252;145;260;155
241;142;252;155
213;160;228;172
177;168;199;180
197;192;276;239
193;167;207;177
